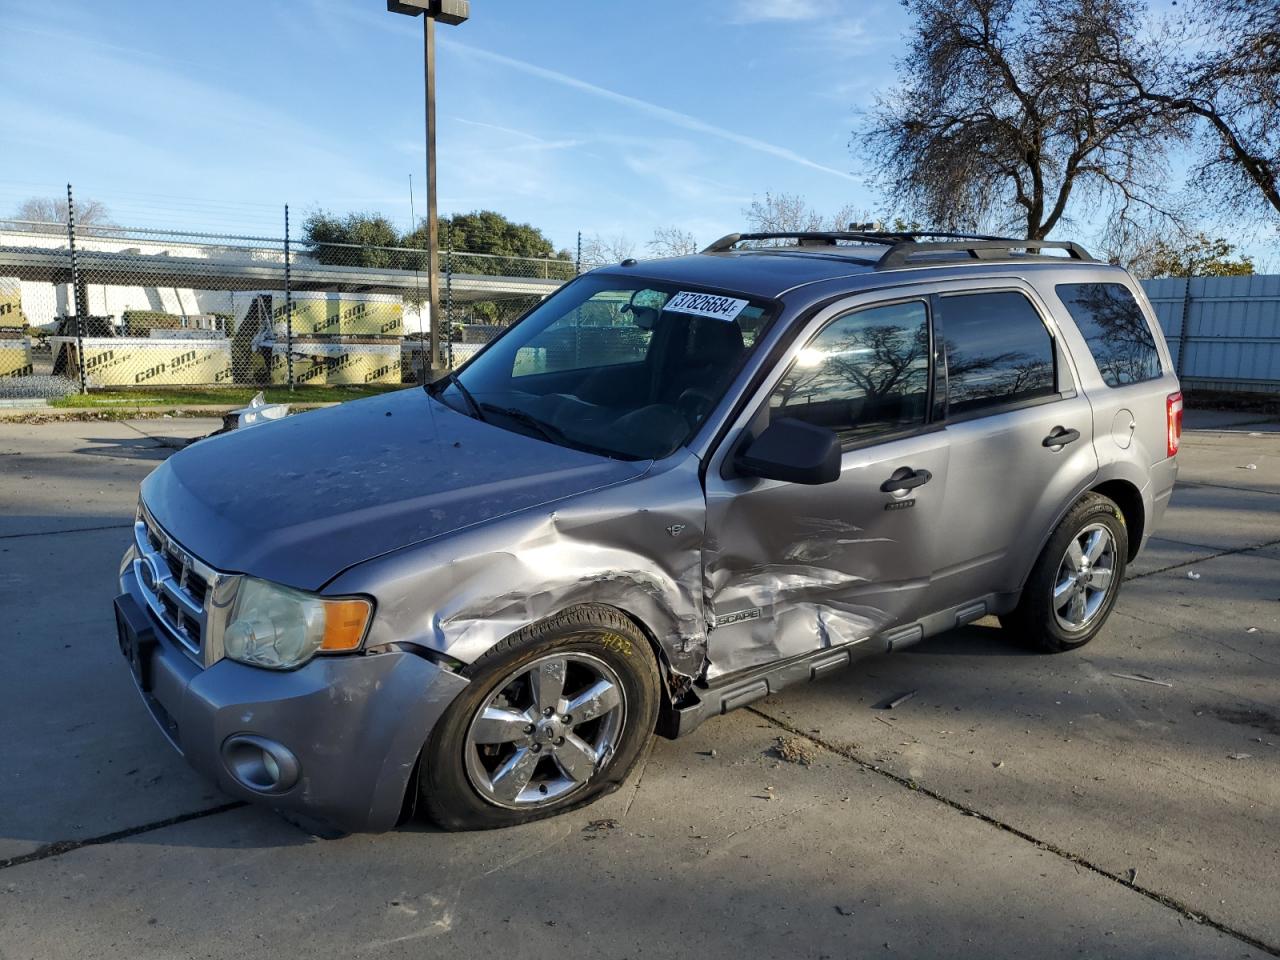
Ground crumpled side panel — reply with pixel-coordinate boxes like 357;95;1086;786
328;457;709;682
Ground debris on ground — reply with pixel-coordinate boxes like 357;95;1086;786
1240;463;1258;470
1127;867;1138;884
1246;627;1259;634
1111;672;1173;688
885;690;917;710
992;760;1005;769
583;818;619;832
1186;571;1202;580
773;736;817;765
223;391;290;432
1227;753;1252;761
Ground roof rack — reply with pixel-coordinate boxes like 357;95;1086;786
701;230;1095;269
876;237;1095;270
701;231;900;253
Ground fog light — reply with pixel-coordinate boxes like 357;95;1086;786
221;734;299;794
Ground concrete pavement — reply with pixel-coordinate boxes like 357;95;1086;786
1;408;1277;958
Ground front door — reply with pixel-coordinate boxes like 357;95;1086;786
702;296;949;680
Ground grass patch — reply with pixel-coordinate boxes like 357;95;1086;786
48;385;404;408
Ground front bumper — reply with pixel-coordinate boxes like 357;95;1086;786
117;557;468;833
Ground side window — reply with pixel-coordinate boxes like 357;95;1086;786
942;291;1057;416
769;300;931;443
513;289;654;377
1056;282;1163;387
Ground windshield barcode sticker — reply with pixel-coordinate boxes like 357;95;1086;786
664;291;750;322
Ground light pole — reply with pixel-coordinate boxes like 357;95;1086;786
387;0;469;377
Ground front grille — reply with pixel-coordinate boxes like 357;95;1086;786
132;506;226;665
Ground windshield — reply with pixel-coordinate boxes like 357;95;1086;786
436;275;775;460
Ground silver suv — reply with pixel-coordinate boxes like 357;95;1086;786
115;232;1182;833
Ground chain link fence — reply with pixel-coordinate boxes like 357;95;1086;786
0;194;586;400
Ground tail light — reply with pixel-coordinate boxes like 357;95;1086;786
1167;391;1183;458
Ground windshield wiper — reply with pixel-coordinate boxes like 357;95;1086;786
478;403;627;460
434;371;484;422
479;403;562;443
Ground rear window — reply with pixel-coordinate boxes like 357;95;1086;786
1056;283;1163;387
941;291;1057;416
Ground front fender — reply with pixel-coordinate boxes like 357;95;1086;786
324;455;709;680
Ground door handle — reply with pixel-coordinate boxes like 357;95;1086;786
881;467;932;493
1042;427;1081;448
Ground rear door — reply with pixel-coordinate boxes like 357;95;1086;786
929;283;1099;609
701;294;949;679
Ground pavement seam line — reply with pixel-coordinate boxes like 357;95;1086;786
0;522;133;541
0;802;246;872
1126;536;1280;581
746;705;1280;959
1178;479;1280;498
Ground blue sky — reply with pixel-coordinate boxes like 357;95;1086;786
0;0;907;251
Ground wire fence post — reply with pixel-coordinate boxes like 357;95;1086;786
1176;275;1193;379
575;230;582;277
65;183;87;394
445;223;454;371
284;204;293;392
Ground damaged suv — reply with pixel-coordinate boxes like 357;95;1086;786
115;232;1181;832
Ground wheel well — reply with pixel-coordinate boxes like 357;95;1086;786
584;603;689;740
1090;480;1144;561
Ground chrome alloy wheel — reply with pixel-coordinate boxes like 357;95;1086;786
464;652;627;809
1052;522;1118;632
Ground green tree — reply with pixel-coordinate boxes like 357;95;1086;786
1140;234;1255;278
302;211;402;267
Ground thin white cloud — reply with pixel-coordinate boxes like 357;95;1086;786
730;0;834;22
450;118;585;153
440;39;859;184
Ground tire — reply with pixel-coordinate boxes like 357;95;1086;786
1001;492;1129;653
420;604;660;830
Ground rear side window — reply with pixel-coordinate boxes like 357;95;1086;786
1056;282;1163;387
769;300;931;443
941;291;1057;416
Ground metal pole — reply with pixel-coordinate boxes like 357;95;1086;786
575;230;582;277
424;14;442;376
285;204;294;391
66;183;87;394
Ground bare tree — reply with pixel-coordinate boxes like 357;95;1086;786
580;232;636;266
12;196;112;226
1096;0;1280;224
742;193;872;238
861;0;1184;239
647;226;699;257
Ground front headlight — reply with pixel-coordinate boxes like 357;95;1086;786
222;577;372;670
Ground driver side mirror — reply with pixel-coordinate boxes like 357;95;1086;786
734;418;842;485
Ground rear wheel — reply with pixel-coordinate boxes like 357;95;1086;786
1001;493;1128;653
420;605;659;830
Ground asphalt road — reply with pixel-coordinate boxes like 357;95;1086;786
1;407;1277;959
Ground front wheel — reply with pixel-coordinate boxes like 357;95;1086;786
1001;493;1129;653
420;605;660;830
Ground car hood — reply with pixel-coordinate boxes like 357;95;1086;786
141;388;650;591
